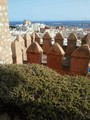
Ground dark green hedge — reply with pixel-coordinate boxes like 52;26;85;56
0;64;90;120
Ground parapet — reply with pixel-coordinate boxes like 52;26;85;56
81;33;90;47
23;33;31;48
16;35;25;47
47;43;65;55
55;32;64;40
27;42;43;53
43;32;52;39
71;44;90;58
67;33;77;41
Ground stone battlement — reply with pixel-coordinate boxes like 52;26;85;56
11;32;90;76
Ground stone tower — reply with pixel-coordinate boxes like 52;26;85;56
0;0;12;64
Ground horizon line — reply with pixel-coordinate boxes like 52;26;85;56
9;19;90;22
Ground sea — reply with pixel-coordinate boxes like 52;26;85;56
9;20;90;28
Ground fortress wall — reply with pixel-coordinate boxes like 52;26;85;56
0;0;12;64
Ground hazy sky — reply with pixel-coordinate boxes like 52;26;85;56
8;0;90;21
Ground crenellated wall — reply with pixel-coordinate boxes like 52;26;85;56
11;32;90;76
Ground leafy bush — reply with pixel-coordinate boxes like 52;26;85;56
0;64;90;120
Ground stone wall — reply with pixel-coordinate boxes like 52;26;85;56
0;0;12;64
11;32;90;76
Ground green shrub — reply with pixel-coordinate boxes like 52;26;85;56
0;64;90;120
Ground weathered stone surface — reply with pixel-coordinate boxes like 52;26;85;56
33;32;40;44
27;42;43;64
15;35;27;62
0;0;12;64
11;40;24;64
66;33;77;56
16;35;25;47
27;42;43;53
81;34;88;45
81;33;90;47
47;43;65;73
55;32;64;47
47;43;65;55
42;32;52;53
71;44;90;58
70;44;90;75
67;33;77;40
23;33;31;48
0;0;6;5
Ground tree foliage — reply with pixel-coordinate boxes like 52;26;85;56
0;64;90;120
